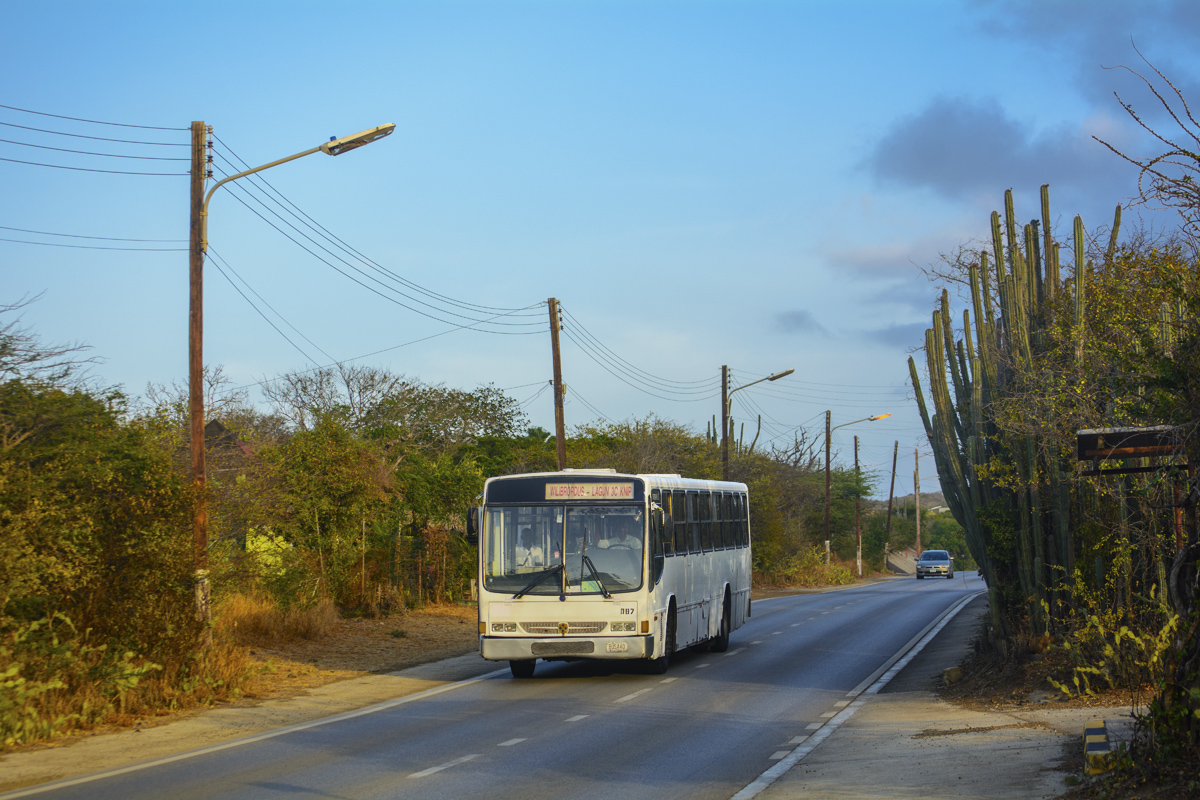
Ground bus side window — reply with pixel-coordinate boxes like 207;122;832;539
710;491;720;546
653;489;672;557
685;491;698;553
715;494;724;551
730;493;742;548
698;491;713;551
673;490;688;555
721;493;733;549
734;491;744;546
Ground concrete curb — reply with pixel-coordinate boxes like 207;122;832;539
1084;718;1123;775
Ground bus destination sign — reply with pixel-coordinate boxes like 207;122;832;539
545;482;635;500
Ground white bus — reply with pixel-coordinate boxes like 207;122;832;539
468;469;752;677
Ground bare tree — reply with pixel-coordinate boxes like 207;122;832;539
1095;49;1200;240
0;294;95;386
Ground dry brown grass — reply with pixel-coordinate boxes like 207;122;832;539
216;594;339;645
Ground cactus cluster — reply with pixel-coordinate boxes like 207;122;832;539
909;186;1119;639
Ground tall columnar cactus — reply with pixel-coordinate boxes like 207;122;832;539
910;185;1120;639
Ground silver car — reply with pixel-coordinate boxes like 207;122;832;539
916;550;954;579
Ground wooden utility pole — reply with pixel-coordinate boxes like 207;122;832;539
548;298;566;470
854;435;862;577
720;365;730;480
884;440;898;566
824;410;832;565
914;448;922;556
188;121;210;627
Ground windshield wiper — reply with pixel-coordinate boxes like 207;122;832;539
513;564;564;599
581;555;611;599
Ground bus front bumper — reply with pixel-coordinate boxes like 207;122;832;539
481;635;654;661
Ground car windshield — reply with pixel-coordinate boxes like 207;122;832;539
920;551;949;561
482;505;644;595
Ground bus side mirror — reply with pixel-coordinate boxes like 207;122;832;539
465;506;479;546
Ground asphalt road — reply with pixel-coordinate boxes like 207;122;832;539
13;574;984;800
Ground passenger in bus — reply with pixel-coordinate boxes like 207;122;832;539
515;528;543;567
599;517;641;550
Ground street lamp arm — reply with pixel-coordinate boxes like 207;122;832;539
830;412;891;434
200;123;395;252
203;145;322;213
725;367;795;414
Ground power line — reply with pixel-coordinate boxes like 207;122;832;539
208;164;545;335
0;120;186;147
208;247;338;364
560;326;719;403
0;137;188;161
0;156;185;176
0;103;186;131
0;236;184;251
233;301;548;391
208;159;545;332
0;225;184;242
561;306;717;389
207;254;320;366
567;384;614;424
211;137;544;320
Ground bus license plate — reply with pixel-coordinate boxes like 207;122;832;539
606;641;628;653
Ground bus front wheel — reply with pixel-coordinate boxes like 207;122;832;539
710;594;731;653
510;660;536;679
648;604;677;674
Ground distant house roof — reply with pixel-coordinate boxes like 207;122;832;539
204;419;254;456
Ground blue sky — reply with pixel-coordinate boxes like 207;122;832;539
3;0;1198;496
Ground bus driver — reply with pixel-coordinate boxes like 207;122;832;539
599;517;641;550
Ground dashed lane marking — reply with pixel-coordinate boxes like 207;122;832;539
498;738;526;747
565;715;588;722
805;723;822;730
788;736;809;745
410;754;479;778
769;751;790;760
724;647;745;657
696;663;710;669
615;688;653;703
661;678;678;683
834;700;850;708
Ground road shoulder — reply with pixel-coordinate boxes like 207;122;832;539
0;653;499;794
756;594;1133;800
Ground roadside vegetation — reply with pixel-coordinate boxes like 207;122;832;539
0;299;889;747
911;63;1200;790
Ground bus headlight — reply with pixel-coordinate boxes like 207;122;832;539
491;623;517;632
611;621;636;632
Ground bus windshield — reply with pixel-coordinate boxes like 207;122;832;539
483;505;644;595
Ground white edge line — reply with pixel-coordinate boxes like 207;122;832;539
0;666;511;799
730;590;983;800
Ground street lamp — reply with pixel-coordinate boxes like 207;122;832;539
187;122;395;627
722;367;794;480
824;411;890;565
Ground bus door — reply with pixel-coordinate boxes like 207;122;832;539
670;490;691;643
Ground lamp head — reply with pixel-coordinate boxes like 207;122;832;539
869;413;892;421
320;123;396;156
767;368;795;381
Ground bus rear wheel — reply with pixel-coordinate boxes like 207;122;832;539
510;659;536;678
